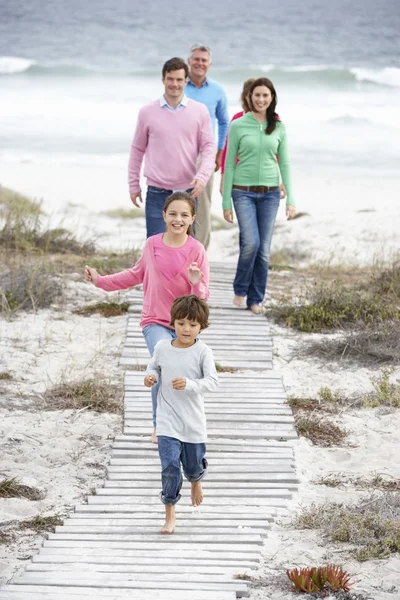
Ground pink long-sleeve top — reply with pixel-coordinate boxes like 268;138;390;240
128;99;216;193
95;234;210;329
221;110;244;174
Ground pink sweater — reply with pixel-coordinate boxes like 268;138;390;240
128;99;216;193
95;234;210;329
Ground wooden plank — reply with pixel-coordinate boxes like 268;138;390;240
114;435;292;448
47;533;263;544
55;525;268;536
87;496;289;506
0;587;238;599
43;540;262;553
103;480;297;489
123;428;296;439
73;504;277;516
26;563;253;574
64;518;272;528
107;474;296;484
38;547;261;561
123;414;294;424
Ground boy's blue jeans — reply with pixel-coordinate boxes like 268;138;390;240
142;324;177;427
232;187;280;307
145;186;197;238
158;436;208;505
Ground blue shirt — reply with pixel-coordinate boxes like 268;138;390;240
160;94;189;113
185;77;229;150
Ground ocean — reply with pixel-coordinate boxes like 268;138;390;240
0;0;399;213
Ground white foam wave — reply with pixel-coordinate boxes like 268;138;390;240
0;56;36;74
351;67;400;87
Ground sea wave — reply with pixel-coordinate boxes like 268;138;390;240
2;55;400;88
255;65;400;88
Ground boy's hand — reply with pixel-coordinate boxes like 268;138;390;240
188;262;204;286
85;265;99;285
172;378;186;390
144;374;156;388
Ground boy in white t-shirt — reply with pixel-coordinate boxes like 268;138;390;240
144;294;218;534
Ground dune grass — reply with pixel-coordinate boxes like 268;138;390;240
42;378;123;413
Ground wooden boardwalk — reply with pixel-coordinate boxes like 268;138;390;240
0;262;298;599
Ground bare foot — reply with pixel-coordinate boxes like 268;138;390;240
233;295;246;308
250;304;266;315
160;505;175;534
191;481;204;506
151;428;158;444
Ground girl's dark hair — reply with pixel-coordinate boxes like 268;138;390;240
164;192;196;236
249;77;279;134
240;78;256;112
170;295;210;330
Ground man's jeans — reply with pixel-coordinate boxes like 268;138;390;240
232;187;280;307
158;436;208;505
145;186;197;238
142;324;177;427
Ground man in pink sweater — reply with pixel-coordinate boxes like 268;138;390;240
129;57;216;239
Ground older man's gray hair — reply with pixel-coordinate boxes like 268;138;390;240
189;44;212;62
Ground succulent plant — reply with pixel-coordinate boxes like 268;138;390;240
287;564;354;593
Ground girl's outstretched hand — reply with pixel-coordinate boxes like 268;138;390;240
85;265;99;285
187;262;204;286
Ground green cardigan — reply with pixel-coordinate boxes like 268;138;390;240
222;112;294;210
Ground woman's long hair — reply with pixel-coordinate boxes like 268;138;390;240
164;191;196;236
249;77;278;135
240;78;256;112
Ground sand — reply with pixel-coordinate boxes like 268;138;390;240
1;182;400;598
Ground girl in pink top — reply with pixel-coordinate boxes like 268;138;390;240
220;78;286;198
85;192;209;444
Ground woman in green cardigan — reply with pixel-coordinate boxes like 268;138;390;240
222;77;296;314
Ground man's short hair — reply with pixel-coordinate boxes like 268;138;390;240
162;57;189;79
189;44;212;62
170;295;210;330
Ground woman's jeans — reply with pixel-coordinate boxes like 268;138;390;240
142;324;177;427
158;436;208;505
232;187;280;307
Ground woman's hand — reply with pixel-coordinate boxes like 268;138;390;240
280;183;287;200
188;262;204;286
223;209;233;223
85;265;99;285
144;374;156;387
286;205;296;220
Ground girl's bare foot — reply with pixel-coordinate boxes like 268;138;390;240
233;295;246;308
191;481;203;506
250;304;266;315
160;505;175;534
151;428;158;444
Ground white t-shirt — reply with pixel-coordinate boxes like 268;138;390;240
146;339;219;443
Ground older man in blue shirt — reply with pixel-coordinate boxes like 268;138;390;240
185;44;229;249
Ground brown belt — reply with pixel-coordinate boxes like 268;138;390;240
233;185;279;193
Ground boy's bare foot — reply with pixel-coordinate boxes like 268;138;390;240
250;304;266;315
233;295;246;308
191;481;203;506
160;505;175;534
151;428;158;444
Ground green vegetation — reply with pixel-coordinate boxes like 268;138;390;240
20;514;64;533
0;478;43;500
362;368;400;408
42;378;123;413
294;415;347;446
294;494;400;561
74;301;130;317
102;207;145;219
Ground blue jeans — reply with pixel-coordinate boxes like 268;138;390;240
145;186;197;238
142;324;177;427
232;187;280;307
158;436;208;505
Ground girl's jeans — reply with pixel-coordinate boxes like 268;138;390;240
232;187;280;307
158;436;208;505
142;324;177;427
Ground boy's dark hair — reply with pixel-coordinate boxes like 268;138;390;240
162;57;189;79
170;295;210;330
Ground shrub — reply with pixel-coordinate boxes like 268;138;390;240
42;378;123;413
0;478;44;500
295;416;347;446
0;264;63;313
74;301;130;317
362;368;400;408
287;564;354;593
